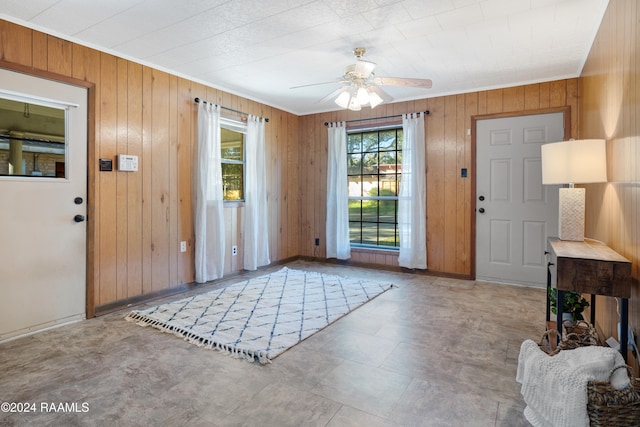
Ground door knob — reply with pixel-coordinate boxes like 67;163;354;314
478;208;485;214
74;214;85;223
479;195;485;201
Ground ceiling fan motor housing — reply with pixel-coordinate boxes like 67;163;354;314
353;47;366;58
344;64;370;81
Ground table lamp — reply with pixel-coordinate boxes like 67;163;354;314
541;139;607;241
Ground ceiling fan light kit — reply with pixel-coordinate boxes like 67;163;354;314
334;90;351;109
292;47;432;111
335;84;384;111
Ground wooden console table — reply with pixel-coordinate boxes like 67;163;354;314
547;237;632;361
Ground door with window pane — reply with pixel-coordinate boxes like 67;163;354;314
347;127;402;248
0;68;87;340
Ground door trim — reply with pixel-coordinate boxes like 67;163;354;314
0;59;97;318
470;106;571;280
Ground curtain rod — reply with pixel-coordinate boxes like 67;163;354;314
194;97;269;122
323;110;429;126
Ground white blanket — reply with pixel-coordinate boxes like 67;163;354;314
516;340;628;427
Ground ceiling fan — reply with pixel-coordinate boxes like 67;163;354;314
291;47;432;111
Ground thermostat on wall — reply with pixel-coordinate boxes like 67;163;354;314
118;154;138;172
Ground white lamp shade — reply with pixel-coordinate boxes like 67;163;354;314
368;91;383;108
541;139;607;184
356;87;370;105
347;96;361;111
334;90;351;109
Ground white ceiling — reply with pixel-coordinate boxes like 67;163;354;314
0;0;609;116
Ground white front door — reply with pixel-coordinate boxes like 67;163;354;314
0;68;87;341
476;112;563;287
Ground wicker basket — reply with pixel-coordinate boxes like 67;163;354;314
538;320;600;356
587;365;640;426
562;320;600;347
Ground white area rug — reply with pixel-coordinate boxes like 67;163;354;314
125;267;394;364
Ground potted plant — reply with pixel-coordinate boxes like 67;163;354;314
548;288;590;323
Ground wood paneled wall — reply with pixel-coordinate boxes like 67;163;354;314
580;0;640;358
0;19;300;314
0;17;586;314
299;80;578;276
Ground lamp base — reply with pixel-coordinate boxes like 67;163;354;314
558;187;585;241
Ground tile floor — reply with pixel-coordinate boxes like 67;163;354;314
0;260;545;426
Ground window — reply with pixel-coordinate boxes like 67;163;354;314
220;118;246;201
0;95;67;178
347;126;403;248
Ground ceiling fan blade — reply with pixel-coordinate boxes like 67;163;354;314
373;77;432;88
315;87;347;104
354;60;376;78
367;85;393;102
290;79;344;90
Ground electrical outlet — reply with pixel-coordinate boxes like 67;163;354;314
180;241;187;253
232;245;237;256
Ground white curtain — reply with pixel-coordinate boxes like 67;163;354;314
398;112;427;269
326;122;351;260
244;115;270;270
194;102;225;282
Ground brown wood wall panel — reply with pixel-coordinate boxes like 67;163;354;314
0;19;299;313
443;95;458;273
459;94;475;273
275;113;285;261
580;0;640;364
298;79;579;276
47;37;72;76
427;97;446;271
268;108;279;262
168;75;179;288
32;32;47;70
454;95;466;273
116;58;129;301
140;66;153;297
1;21;31;65
127;62;144;298
150;69;172;292
98;53;118;305
176;78;193;283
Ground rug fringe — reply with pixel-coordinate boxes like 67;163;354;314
125;313;271;364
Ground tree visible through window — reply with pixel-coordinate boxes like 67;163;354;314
221;126;244;201
347;127;402;248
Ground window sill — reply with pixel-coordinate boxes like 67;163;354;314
350;246;399;255
224;200;245;208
